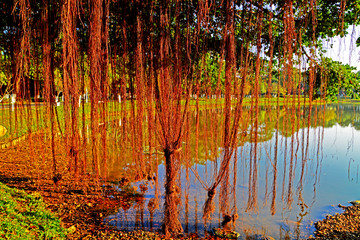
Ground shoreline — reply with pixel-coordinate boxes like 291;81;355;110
0;178;203;239
311;204;360;239
2;176;359;239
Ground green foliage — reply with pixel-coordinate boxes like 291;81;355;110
0;71;7;87
197;52;225;94
0;53;11;91
270;82;287;96
0;182;67;239
316;57;360;100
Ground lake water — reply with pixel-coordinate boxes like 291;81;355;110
104;103;360;239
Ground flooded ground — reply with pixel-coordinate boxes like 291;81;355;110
1;102;360;239
103;103;360;239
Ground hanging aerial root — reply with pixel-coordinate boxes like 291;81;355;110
203;187;216;221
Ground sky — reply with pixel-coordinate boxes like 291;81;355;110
323;25;360;71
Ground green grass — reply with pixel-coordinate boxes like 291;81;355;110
337;99;360;105
0;182;67;239
188;96;325;108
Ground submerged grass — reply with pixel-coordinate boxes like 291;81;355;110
0;182;67;239
0;97;325;145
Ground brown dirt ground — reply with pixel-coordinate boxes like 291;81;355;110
0;132;205;239
310;204;360;240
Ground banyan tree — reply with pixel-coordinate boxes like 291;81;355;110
0;0;358;237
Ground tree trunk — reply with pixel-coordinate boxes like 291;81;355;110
163;148;183;236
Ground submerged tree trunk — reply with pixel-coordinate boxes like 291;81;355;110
163;148;183;236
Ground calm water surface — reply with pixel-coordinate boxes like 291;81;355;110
104;103;360;239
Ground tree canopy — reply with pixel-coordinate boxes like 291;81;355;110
0;0;359;98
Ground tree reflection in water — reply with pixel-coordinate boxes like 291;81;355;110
103;104;335;238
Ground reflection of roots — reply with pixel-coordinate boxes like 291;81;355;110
203;188;216;221
148;198;156;213
221;214;232;230
221;213;239;231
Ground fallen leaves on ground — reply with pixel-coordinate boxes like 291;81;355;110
0;132;209;239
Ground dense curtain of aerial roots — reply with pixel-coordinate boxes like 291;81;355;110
1;0;352;236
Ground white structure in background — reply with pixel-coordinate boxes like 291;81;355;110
118;95;121;102
55;96;60;106
84;90;89;103
10;94;16;111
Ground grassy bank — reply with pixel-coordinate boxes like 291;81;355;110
0;182;67;239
